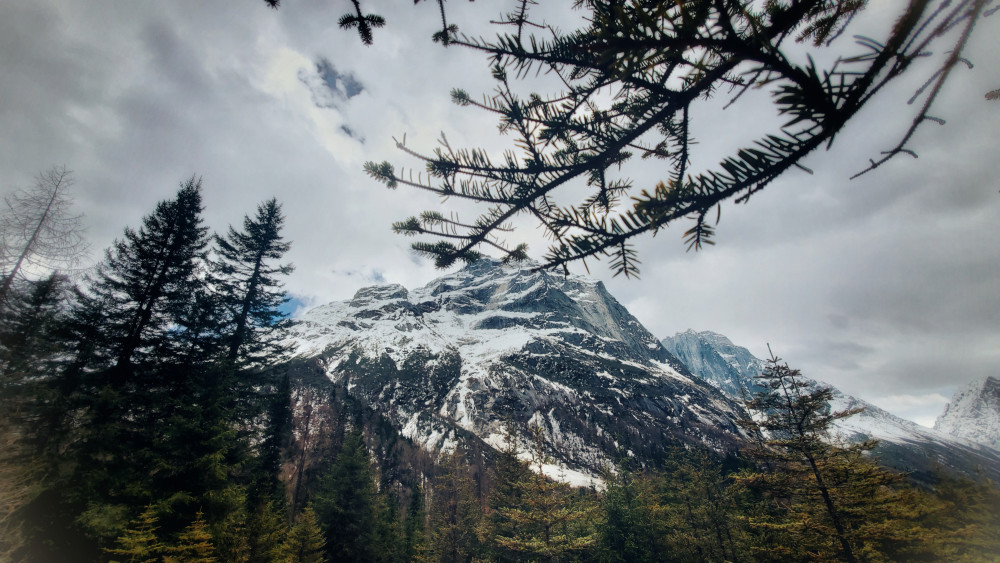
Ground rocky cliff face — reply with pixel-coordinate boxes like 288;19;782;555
660;330;765;399
935;376;1000;451
663;331;1000;482
284;260;746;483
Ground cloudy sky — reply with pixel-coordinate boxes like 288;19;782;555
2;1;997;427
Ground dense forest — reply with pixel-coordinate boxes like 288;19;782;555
1;179;999;562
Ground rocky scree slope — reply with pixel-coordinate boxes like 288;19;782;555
663;330;1000;482
284;260;746;484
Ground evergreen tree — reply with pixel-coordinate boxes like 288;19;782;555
425;451;481;563
0;274;73;495
313;426;381;562
78;177;209;374
164;511;217;563
596;460;666;563
908;475;1000;561
402;481;427;562
283;506;325;563
105;505;164;563
656;449;747;562
479;426;597;561
253;373;293;505
0;273;69;381
478;423;532;561
245;499;289;563
212;197;293;368
737;351;929;562
63;179;211;549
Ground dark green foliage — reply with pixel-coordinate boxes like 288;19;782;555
78;177;209;373
66;180;213;548
313;427;383;561
595;461;665;563
254;373;294;504
656;449;747;562
366;0;991;276
479;426;597;560
245;499;289;563
0;274;69;383
425;451;481;562
338;0;385;45
283;506;326;563
402;482;427;562
212;197;293;368
3;183;296;560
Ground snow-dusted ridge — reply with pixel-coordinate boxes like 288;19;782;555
935;376;1000;451
663;330;1000;482
284;260;746;483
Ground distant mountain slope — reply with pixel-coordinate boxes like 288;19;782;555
935;376;1000;451
663;331;1000;482
285;260;746;483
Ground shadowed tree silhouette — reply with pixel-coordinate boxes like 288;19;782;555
338;0;386;46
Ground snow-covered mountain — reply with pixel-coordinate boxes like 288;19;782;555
663;330;1000;482
284;260;745;483
935;376;1000;451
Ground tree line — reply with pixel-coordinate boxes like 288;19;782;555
0;176;296;561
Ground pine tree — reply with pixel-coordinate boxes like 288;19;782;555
908;475;1000;561
78;177;209;375
312;426;381;562
480;426;597;561
596;460;667;563
105;505;164;563
212;197;293;368
283;506;325;563
425;451;481;563
164;511;217;563
0;273;69;381
656;449;747;562
253;373;293;504
478;423;531;561
402;481;427;562
737;351;930;562
54;179;211;551
245;499;289;563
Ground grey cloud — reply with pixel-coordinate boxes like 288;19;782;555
1;0;997;430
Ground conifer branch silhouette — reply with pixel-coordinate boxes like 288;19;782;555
339;0;385;46
361;0;994;277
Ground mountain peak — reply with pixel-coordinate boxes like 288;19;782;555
934;376;1000;451
284;263;740;482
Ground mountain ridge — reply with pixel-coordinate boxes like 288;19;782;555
662;330;1000;482
280;260;1000;484
285;259;746;484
